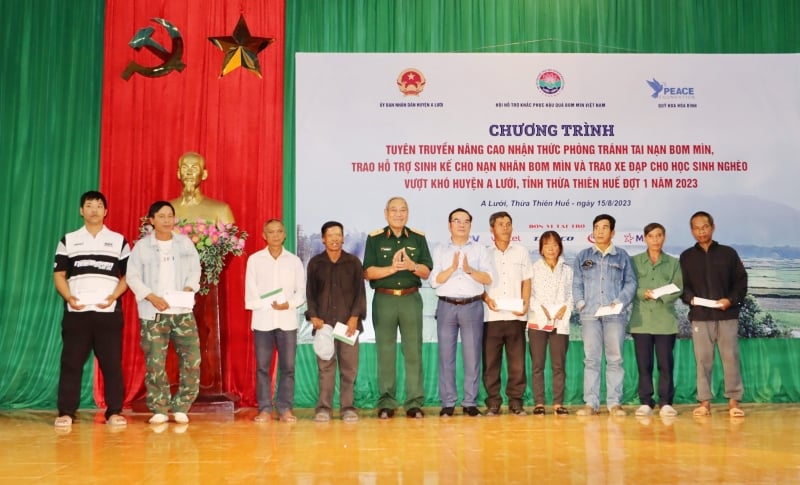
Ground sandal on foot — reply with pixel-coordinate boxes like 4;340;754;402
253;411;272;422
106;414;127;426
729;407;745;417
54;415;73;428
509;407;527;416
314;411;331;423
692;405;711;417
280;411;298;423
342;409;360;423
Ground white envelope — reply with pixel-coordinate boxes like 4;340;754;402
495;297;524;313
333;321;359;346
164;290;196;309
74;290;109;306
693;297;723;309
594;304;623;317
651;283;680;299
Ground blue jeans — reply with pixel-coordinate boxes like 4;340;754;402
436;300;484;407
580;315;626;410
254;329;297;413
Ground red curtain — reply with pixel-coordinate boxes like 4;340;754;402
96;0;285;408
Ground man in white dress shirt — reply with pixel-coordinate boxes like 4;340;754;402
245;219;306;423
482;211;532;416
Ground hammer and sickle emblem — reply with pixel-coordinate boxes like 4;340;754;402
122;18;185;80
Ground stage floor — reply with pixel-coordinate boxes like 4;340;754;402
2;404;799;484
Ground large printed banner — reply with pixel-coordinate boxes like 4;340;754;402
296;53;800;341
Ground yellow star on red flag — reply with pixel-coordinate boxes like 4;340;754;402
208;14;273;78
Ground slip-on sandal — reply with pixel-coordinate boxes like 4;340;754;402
280;411;298;423
106;414;127;426
728;407;745;417
54;415;73;427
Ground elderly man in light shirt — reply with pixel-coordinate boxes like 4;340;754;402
245;219;306;423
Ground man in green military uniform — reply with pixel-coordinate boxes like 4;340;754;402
363;196;433;419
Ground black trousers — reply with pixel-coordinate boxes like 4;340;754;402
58;311;124;419
482;320;527;409
631;333;676;407
528;329;569;406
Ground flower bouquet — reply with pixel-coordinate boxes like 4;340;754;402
139;217;247;294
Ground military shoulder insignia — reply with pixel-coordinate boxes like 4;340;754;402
369;228;385;237
408;227;426;236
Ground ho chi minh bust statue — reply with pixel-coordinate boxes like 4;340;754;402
170;152;235;224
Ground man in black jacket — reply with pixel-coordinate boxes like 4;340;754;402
679;211;748;418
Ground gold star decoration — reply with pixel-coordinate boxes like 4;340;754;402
208;14;274;78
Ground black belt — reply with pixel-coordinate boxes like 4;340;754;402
438;295;482;305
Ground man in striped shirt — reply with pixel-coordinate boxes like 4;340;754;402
53;191;130;428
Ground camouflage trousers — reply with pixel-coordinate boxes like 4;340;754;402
139;313;201;414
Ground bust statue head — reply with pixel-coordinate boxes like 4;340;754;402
177;151;208;194
170;151;235;224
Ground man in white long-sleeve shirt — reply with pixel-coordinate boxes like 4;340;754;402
245;219;306;423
